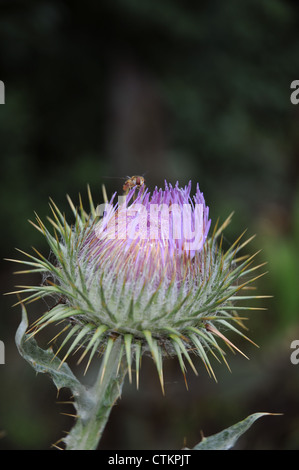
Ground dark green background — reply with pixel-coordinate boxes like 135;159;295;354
0;0;299;449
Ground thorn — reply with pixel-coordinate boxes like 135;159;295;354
206;323;249;360
51;436;65;450
60;412;79;418
159;370;165;396
214;212;234;238
51;443;64;450
55;401;75;405
102;184;108;204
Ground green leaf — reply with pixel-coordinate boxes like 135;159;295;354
191;413;279;450
15;304;86;399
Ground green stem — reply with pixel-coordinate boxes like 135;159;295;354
64;337;127;450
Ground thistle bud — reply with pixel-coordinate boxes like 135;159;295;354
9;181;265;392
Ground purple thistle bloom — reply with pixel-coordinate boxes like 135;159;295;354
80;181;211;288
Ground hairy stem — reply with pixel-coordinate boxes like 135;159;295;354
64;337;127;450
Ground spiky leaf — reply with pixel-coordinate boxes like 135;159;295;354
191;412;279;450
15;303;84;396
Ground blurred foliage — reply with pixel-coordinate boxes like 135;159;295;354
0;0;299;450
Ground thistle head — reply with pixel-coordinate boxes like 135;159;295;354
8;180;266;392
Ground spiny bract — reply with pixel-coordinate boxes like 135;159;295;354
8;181;267;392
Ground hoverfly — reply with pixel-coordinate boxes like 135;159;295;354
102;174;146;197
122;175;145;194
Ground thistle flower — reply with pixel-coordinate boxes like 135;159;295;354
9;181;266;393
